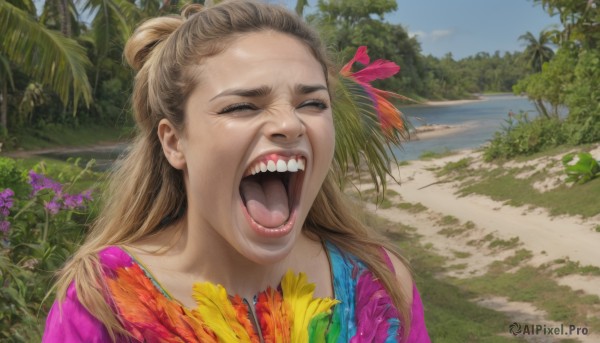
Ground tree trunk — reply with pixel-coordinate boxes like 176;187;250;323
58;0;71;37
1;80;7;135
535;99;551;119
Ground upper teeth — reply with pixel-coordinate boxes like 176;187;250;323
248;156;305;176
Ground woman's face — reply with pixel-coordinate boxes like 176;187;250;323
167;31;335;264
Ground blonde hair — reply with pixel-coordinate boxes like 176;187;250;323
54;0;410;340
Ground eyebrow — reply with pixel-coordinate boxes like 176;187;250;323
295;84;329;94
210;84;328;101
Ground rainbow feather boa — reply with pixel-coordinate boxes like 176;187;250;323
99;245;400;342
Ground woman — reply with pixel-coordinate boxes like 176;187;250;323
43;1;430;342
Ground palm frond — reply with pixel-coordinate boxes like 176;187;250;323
0;53;15;89
332;76;408;193
0;0;92;109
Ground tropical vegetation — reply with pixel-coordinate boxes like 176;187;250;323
485;0;600;160
0;0;535;151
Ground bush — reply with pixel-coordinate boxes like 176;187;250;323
0;158;99;341
484;112;567;161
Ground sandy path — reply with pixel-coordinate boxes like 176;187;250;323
384;150;600;268
360;150;600;342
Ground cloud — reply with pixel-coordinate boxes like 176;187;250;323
409;29;454;42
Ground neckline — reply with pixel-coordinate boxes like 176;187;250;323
118;240;338;309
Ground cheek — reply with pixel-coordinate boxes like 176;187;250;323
313;117;335;161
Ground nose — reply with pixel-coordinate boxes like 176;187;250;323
264;107;305;143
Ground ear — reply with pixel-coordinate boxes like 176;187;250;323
158;118;186;170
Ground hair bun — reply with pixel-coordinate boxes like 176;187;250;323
124;16;183;71
181;3;206;19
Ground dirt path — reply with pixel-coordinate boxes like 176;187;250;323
361;150;600;342
1;142;127;159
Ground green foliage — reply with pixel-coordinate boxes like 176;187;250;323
562;152;600;184
317;0;397;22
513;1;600;151
0;158;100;339
518;30;555;73
484;112;567;161
0;0;93;110
0;157;27;195
513;49;575;117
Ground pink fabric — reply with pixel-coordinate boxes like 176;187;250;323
380;248;431;342
42;283;112;342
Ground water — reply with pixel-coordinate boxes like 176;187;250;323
395;94;539;161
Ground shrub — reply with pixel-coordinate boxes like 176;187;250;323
484;111;567;161
0;159;99;341
562;152;600;184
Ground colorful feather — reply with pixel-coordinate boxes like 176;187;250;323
106;263;217;342
230;296;261;342
340;45;409;135
280;270;339;342
192;282;259;343
307;312;333;343
255;287;291;343
100;245;403;343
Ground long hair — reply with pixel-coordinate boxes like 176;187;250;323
54;0;411;340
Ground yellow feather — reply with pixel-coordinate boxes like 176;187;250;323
280;270;339;342
192;282;254;343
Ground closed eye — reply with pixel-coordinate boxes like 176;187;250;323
217;102;258;114
298;99;329;110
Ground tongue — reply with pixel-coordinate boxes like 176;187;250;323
240;174;290;228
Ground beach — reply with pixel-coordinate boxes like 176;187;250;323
356;146;600;342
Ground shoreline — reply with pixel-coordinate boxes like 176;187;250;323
423;98;486;106
409;123;472;140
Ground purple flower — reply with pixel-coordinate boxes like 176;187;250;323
28;171;62;196
27;172;93;215
0;220;10;233
44;201;61;215
0;188;14;218
62;194;83;209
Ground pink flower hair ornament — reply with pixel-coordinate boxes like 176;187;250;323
332;46;412;192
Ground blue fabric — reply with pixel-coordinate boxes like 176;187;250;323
326;241;360;342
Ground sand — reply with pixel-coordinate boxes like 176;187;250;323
360;148;600;342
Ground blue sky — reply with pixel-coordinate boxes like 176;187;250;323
271;0;561;59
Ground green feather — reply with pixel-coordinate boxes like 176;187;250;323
308;312;334;343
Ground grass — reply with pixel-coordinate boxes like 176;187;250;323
502;249;533;267
363;212;528;342
458;167;600;218
396;202;428;213
438;226;470;238
455;264;600;333
452;250;472;259
437;157;472;177
553;259;600;277
437;215;460;226
419;148;456;160
5;124;133;151
488;237;520;250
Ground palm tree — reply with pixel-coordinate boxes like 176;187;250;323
0;0;92;133
295;0;309;16
519;30;555;72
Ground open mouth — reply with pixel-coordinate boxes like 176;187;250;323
239;155;306;237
